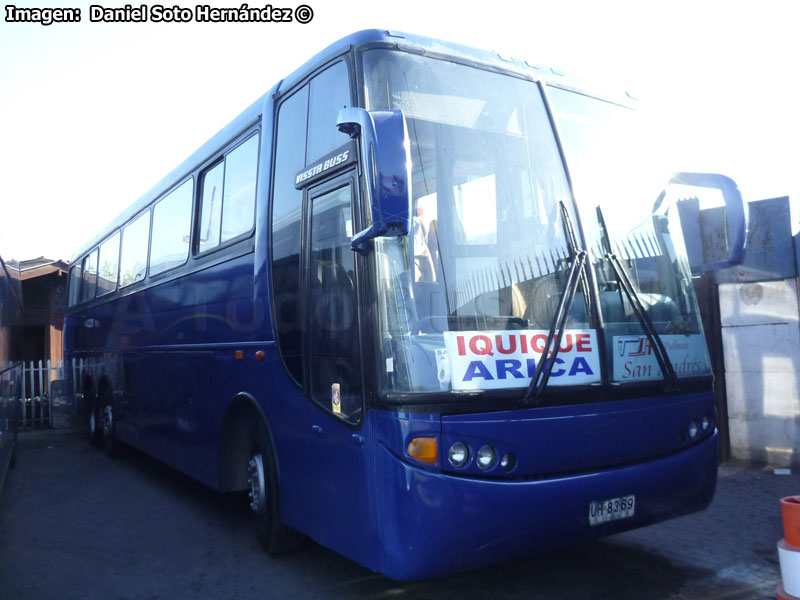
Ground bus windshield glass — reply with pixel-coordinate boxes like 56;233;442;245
547;87;711;383
362;50;598;396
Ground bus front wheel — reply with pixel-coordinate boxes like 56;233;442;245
248;420;305;554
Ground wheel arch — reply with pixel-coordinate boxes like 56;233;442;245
218;393;277;493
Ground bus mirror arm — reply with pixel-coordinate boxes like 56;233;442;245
337;108;413;255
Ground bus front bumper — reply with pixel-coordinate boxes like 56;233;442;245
373;431;718;580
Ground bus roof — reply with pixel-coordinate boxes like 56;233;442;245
70;29;632;264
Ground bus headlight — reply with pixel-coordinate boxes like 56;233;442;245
688;420;699;439
702;415;710;430
476;445;497;470
448;442;469;468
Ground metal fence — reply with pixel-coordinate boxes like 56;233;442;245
18;359;82;430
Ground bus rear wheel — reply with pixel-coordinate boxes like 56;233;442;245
248;421;305;554
86;389;102;447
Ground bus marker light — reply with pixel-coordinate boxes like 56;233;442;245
500;452;515;472
448;442;469;468
235;350;243;360
408;437;438;464
255;350;265;361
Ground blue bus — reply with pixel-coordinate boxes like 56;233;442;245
64;30;746;579
1;256;23;488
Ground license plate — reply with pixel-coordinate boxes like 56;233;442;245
588;495;635;525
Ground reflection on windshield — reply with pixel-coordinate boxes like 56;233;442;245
364;50;595;394
548;86;711;383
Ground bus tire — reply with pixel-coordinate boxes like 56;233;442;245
86;385;103;447
250;420;305;554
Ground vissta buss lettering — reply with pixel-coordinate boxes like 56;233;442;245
295;150;350;185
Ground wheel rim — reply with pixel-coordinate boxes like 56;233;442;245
102;405;113;438
248;454;267;514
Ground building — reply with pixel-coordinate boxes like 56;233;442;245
17;257;68;371
0;257;23;367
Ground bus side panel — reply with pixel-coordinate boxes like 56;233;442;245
111;251;268;488
65;299;119;422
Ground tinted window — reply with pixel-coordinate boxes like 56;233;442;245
68;265;81;306
308;183;361;423
271;86;308;384
80;249;98;303
150;179;192;276
307;61;351;161
120;211;150;287
97;232;120;296
221;135;259;242
197;161;223;253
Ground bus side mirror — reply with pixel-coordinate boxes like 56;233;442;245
337;108;412;255
663;173;748;274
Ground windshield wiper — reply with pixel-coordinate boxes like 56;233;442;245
524;202;588;405
596;206;678;390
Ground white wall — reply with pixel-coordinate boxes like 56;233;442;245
719;278;800;466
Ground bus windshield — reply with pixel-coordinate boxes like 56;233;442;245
547;87;711;383
363;50;597;395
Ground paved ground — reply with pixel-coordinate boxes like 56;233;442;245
0;429;794;599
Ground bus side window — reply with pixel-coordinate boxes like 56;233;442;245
271;86;309;385
271;59;352;388
197;134;259;253
150;178;192;276
221;135;258;242
80;249;98;303
306;61;351;161
120;211;150;287
97;231;120;297
197;162;224;253
68;264;82;306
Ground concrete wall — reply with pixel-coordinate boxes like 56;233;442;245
719;278;800;466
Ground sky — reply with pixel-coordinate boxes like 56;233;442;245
0;0;798;262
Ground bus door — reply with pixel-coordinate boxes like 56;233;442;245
290;169;374;563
